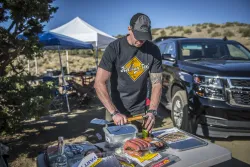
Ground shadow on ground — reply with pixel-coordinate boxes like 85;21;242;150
1;99;172;166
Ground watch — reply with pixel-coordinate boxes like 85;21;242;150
146;109;157;116
111;110;120;117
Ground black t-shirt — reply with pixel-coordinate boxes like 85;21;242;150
99;36;162;116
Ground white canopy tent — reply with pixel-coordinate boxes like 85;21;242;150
50;17;116;70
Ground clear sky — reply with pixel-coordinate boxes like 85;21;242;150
3;0;250;36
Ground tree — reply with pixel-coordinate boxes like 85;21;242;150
0;0;58;76
0;0;58;132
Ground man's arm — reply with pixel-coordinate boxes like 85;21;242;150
144;44;163;132
149;73;162;110
144;72;162;132
94;67;127;125
94;68;117;113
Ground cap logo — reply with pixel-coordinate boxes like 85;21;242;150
140;25;149;32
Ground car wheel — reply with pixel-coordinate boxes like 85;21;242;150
171;90;194;133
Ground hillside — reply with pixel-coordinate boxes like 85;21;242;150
151;22;250;49
27;22;250;76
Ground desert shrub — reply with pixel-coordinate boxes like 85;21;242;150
225;22;234;27
242;29;250;37
232;22;248;26
169;31;175;35
223;30;235;37
211;32;221;37
209;23;220;28
239;28;250;37
115;34;124;38
166;26;174;29
160;30;166;36
176;26;184;32
237;23;249;26
151;29;159;35
202;25;207;29
196;27;202;32
207;29;212;34
184;29;192;34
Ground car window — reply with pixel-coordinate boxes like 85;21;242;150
180;43;228;60
227;44;249;59
159;43;167;54
181;44;203;59
163;42;176;58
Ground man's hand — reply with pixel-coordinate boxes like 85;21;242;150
143;113;155;133
112;113;128;125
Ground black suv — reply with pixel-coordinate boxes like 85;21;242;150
156;38;250;138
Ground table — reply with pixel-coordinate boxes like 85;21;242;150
37;139;231;167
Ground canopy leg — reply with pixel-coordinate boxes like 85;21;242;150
58;46;70;113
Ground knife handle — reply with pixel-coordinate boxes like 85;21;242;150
127;115;144;122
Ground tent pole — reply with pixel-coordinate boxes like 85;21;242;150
95;41;98;69
58;46;71;113
66;50;69;74
35;57;38;75
27;60;30;73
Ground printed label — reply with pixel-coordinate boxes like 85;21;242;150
78;153;101;167
152;158;170;167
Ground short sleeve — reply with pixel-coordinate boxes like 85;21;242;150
150;46;163;73
99;45;116;72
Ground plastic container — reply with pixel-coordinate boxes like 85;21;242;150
103;124;138;147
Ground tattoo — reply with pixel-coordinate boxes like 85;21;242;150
150;73;162;85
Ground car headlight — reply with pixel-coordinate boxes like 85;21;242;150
193;75;225;101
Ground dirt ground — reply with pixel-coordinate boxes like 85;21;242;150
0;97;250;167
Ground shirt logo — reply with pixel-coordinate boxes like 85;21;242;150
120;57;149;81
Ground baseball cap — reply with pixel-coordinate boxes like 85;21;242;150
130;13;152;41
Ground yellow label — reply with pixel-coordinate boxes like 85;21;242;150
90;158;102;167
132;152;159;162
121;57;149;81
120;161;135;167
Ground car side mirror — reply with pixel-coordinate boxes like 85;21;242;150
162;54;176;62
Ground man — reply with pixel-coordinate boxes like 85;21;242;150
94;13;162;133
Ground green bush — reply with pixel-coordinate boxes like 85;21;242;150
184;29;192;34
225;22;234;27
211;32;221;37
160;30;166;36
115;34;124;38
196;27;202;32
232;22;248;26
0;75;55;131
202;25;207;29
176;26;184;32
170;31;176;35
208;23;220;28
241;29;250;37
223;30;235;37
238;28;250;37
166;26;174;29
207;29;212;34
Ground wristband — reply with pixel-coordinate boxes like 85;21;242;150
111;110;120;117
146;109;157;116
